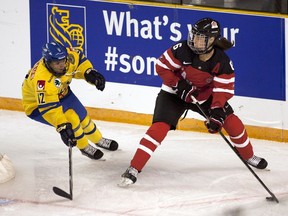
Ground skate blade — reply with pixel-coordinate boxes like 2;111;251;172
117;177;134;187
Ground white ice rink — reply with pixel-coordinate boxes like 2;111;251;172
0;110;287;216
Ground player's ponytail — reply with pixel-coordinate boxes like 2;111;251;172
214;37;234;51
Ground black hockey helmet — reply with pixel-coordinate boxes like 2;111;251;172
188;18;221;54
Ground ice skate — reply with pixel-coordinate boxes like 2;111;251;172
96;137;118;151
118;166;138;187
246;155;268;169
80;144;104;160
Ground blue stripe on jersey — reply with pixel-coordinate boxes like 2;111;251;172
40;103;61;116
38;101;60;109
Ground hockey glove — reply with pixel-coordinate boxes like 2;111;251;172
56;123;77;147
84;69;106;91
173;79;198;103
205;108;227;133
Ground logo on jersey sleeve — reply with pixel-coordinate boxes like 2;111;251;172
54;78;62;88
37;80;46;91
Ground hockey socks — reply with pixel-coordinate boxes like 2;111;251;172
130;122;170;171
224;114;253;160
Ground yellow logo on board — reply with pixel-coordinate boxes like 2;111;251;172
49;6;84;52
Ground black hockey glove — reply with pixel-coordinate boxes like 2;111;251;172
56;123;77;147
84;68;106;91
172;79;198;103
205;108;227;134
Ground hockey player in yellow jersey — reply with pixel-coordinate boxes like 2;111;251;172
22;41;118;159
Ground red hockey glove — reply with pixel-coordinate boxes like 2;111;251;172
205;108;227;133
56;123;77;147
84;69;106;91
172;79;198;103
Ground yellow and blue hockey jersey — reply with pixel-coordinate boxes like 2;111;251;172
22;47;93;128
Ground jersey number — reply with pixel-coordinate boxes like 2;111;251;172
38;93;45;104
172;43;182;50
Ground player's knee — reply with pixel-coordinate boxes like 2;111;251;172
224;114;245;136
146;122;170;143
80;115;91;129
81;115;97;135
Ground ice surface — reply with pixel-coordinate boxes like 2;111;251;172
0;110;287;216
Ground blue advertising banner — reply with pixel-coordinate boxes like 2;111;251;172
29;0;286;101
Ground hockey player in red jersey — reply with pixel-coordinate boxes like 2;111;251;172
22;41;118;160
119;17;267;186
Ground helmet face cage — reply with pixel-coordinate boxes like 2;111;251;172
187;18;220;54
188;31;210;54
42;42;68;76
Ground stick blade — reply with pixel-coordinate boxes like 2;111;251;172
266;196;279;203
53;187;72;200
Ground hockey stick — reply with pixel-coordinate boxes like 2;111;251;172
53;143;73;200
192;98;279;203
